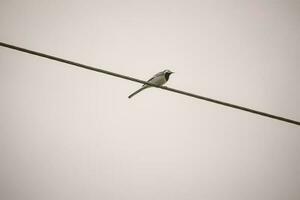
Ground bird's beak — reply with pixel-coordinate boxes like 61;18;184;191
171;71;174;74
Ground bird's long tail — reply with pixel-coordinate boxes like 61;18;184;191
128;87;147;98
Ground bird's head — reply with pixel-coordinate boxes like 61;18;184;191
163;69;174;75
163;69;174;81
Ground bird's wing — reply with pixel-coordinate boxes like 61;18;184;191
129;71;166;98
143;71;164;86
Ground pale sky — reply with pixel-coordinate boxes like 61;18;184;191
0;1;299;200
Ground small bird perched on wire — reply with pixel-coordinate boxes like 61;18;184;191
128;69;174;98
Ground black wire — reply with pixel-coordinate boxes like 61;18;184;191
1;41;299;126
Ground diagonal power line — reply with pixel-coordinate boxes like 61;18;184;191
0;41;299;126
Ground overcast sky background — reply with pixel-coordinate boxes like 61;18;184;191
0;0;300;200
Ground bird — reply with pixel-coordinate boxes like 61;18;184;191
128;69;174;98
